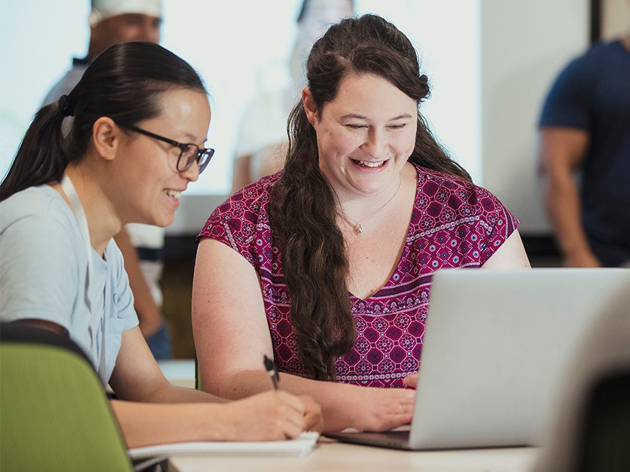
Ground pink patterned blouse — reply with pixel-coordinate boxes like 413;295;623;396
198;164;519;388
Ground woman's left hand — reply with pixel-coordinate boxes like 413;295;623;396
402;374;418;389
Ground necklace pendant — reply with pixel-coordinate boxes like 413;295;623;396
355;224;363;234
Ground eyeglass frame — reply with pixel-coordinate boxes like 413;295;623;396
118;122;214;174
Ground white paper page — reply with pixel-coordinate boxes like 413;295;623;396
128;432;319;459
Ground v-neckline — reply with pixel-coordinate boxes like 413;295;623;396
348;164;421;302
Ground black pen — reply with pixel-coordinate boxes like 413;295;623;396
263;354;280;390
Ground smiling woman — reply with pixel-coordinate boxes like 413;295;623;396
0;41;322;450
304;72;418;201
193;14;530;435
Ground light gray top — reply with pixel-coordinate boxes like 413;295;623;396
0;185;138;383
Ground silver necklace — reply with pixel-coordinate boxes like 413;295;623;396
339;177;402;234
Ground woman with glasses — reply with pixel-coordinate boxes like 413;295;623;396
0;41;322;448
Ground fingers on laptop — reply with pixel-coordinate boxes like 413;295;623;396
363;390;416;431
402;374;418;388
394;392;415;425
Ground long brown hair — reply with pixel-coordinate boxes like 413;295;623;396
269;14;471;380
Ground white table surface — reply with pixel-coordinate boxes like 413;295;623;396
167;436;539;472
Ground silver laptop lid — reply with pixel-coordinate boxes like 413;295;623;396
410;268;630;449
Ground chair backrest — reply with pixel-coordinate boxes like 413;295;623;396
577;370;630;471
0;322;134;471
532;281;630;472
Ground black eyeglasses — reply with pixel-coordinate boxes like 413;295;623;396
121;123;214;174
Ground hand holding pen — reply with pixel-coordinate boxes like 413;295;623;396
263;354;324;432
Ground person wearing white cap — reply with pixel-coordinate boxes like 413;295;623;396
42;0;173;362
232;0;354;193
43;0;162;106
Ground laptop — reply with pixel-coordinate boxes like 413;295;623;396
325;268;630;450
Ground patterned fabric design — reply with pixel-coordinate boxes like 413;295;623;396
198;164;519;388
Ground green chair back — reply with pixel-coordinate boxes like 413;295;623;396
0;323;134;472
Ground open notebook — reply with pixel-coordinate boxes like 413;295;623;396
128;432;319;460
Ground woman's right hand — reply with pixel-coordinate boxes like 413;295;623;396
402;374;418;388
300;394;325;432
221;390;320;441
335;385;416;433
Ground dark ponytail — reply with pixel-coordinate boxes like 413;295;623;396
1;41;206;201
0;103;71;201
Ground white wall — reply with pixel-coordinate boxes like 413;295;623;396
173;0;591;236
602;0;630;40
0;0;481;235
481;0;589;234
0;0;591;236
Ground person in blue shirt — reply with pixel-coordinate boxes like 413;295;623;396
538;34;630;267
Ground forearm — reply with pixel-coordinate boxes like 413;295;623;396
112;390;321;448
543;172;597;263
109;330;227;405
279;375;366;431
208;369;379;432
538;127;597;266
111;400;233;448
144;382;228;404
